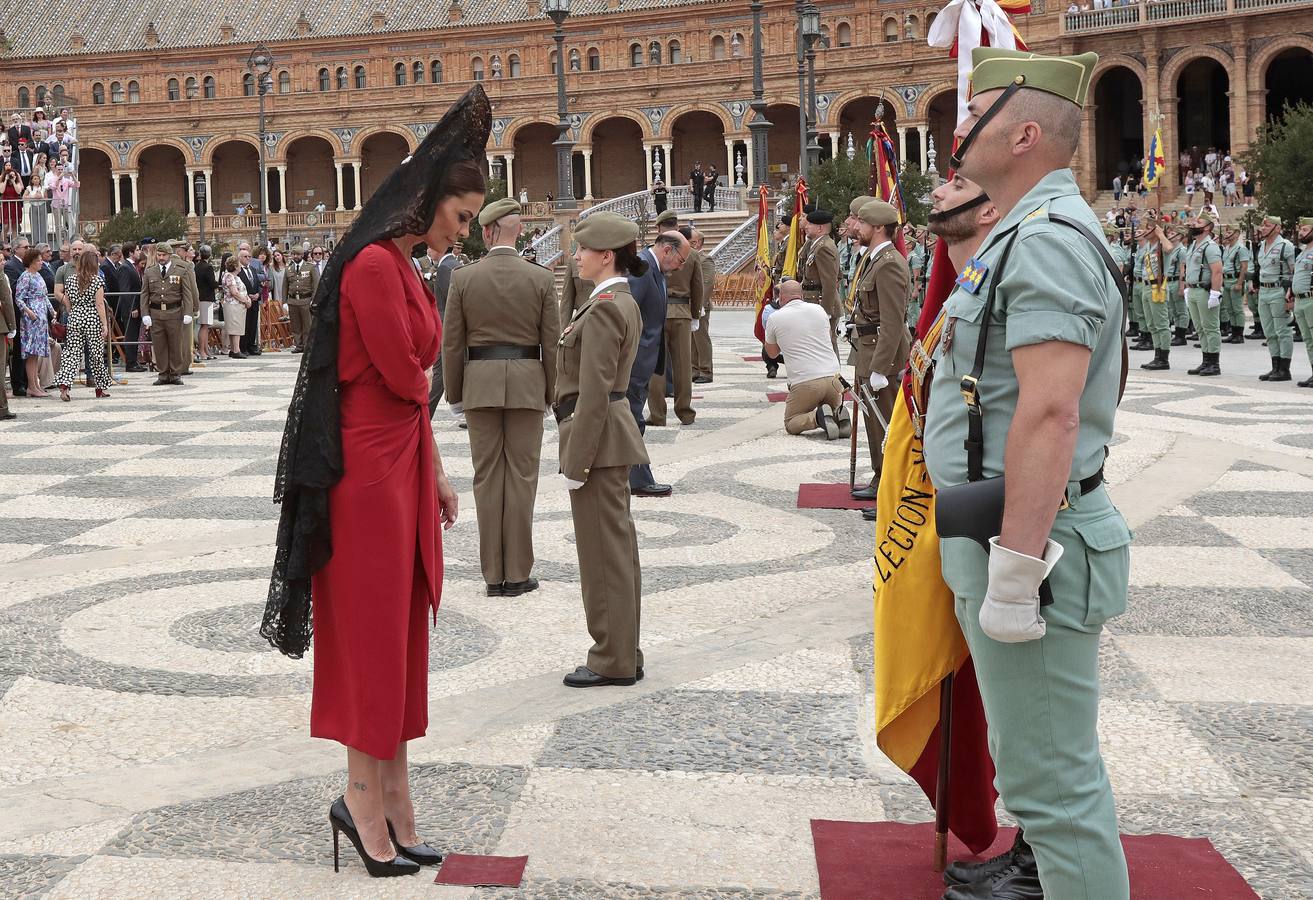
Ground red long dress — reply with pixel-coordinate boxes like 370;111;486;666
310;240;442;760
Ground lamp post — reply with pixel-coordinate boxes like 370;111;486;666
247;44;273;249
747;0;772;192
802;3;822;171
794;0;809;180
194;171;208;246
544;0;576;211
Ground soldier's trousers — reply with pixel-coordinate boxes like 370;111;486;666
1258;287;1293;358
1222;281;1245;329
569;464;643;679
150;316;185;378
466;407;543;586
1186;287;1221;353
943;485;1131;900
1167;281;1190;330
906;298;922;333
1144;292;1171;350
288;303;312;350
855;355;894;478
692;307;713;379
1293;297;1313;373
647;316;694;425
1129;283;1145;331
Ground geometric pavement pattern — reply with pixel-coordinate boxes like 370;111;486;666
1;311;1311;898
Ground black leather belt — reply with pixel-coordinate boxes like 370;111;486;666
467;345;541;361
667;297;690;304
1186;283;1211;289
801;282;821;291
1260;282;1280;287
149;301;181;310
854;323;879;336
1295;292;1313;300
553;391;625;422
289;293;311;301
1064;467;1106;510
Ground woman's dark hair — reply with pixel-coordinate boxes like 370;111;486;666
394;158;486;236
20;248;40;268
612;241;649;279
224;255;239;273
271;249;285;269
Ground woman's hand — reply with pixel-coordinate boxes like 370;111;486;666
436;470;459;530
25;309;36;321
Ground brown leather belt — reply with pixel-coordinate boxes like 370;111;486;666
553;391;625;422
149;301;181;310
667;297;690;304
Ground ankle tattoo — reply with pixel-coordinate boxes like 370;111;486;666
352;781;368;793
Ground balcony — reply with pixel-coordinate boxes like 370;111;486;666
1060;0;1313;35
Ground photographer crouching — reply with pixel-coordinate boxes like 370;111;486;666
763;279;851;439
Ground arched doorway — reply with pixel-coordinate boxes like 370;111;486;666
512;123;557;203
285;136;337;212
1176;58;1230;170
839;96;897;147
78;148;113;221
670;111;725;186
765;103;801;188
136;145;186;212
1265;47;1313;124
590;117;645;197
1094;67;1144;191
926;91;957;176
360;132;409;203
211;140;259;217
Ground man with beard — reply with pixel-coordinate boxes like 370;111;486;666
1219;224;1251;345
1138;214;1177;371
1292;217;1313;386
1252;213;1297;381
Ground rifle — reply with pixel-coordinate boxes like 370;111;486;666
1249;226;1261;293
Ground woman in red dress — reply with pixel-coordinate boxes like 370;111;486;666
263;88;490;878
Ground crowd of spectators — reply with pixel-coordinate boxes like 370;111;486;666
1;106;79;247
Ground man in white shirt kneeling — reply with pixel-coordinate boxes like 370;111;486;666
763;279;851;439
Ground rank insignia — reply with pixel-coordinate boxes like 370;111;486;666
597;292;614;300
956;258;987;294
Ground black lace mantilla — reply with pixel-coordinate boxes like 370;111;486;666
261;86;492;658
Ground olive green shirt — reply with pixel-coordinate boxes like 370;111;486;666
1293;244;1313;296
1132;243;1147;281
924;168;1122;489
1184;237;1222;286
1257;236;1295;286
1164;245;1185;282
1222;242;1250;281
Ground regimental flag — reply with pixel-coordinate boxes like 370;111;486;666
781;178;808;280
868;119;909;258
1144;125;1165;190
752;186;773;343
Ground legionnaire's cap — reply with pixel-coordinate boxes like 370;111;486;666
857;199;900;227
573;211;640;250
1102;223;1119;238
1262;213;1282;226
806;209;834;225
654;209;679;228
1195;210;1218;226
478;197;521;226
849;195;875;217
970;48;1099;107
1298;216;1313;228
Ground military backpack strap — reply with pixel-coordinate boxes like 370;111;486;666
962;229;1021;483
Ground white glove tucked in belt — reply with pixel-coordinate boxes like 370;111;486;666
182;315;193;325
1207;290;1221;309
563;476;586;491
868;372;889;391
980;537;1064;643
141;315;152;328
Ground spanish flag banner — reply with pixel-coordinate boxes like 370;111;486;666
752;186;773;343
781;178;808;280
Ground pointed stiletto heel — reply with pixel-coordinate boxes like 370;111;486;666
387;820;444;866
328;796;420;878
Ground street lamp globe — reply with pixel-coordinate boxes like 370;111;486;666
543;0;570;22
248;44;274;76
801;3;821;43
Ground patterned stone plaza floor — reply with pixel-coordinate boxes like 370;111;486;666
1;311;1311;898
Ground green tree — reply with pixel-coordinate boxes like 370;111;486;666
459;177;507;259
1241;102;1313;229
806;155;935;229
95;208;188;248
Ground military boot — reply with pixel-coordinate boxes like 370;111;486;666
1125;322;1140;338
1260;356;1281;381
1198;351;1221;376
1188;354;1207;375
1141;348;1170;370
942;838;1042;900
1171;327;1187;346
1248;322;1266;340
1269;357;1293;382
1227;325;1246;344
1131;331;1153;351
1296;371;1313;388
943;831;1029;887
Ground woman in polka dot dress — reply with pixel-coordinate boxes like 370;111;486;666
54;249;113;401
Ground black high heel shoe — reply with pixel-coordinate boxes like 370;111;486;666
387;820;444;866
328;796;421;878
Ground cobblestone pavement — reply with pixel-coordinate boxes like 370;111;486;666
1;313;1311;898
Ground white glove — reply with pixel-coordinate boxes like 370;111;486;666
182;315;193;325
836;319;847;337
691;319;701;332
1207;290;1221;309
450;402;464;415
142;315;152;328
563;476;586;490
868;372;889;391
284;303;290;313
5;330;13;339
979;537;1064;643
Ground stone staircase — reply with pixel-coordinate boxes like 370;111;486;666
1087;190;1251;225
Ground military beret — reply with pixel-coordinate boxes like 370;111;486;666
779;214;793;228
1262;213;1282;226
573;211;640;251
857;199;900;227
654;209;679;228
849;195;875;217
970;48;1099;107
806;209;834;225
478;197;521;226
1298;216;1313;228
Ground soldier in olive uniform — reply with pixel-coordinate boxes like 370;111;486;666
555;212;649;688
848;200;910;501
927;49;1131;900
1183;211;1224;375
1220;224;1251;344
647;225;702;426
1138;217;1176;370
138;240;199;385
1129;236;1152;351
1291;217;1313;387
801;209;842;357
444;199;559;596
1253;214;1297;381
691;229;716;383
286;243;319;353
1163;223;1189;346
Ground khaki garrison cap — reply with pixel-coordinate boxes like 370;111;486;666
654;209;679;228
1102;223;1119;238
849;195;875;217
574;211;640;250
478;197;521;226
1298;217;1313;228
857;199;900;227
970;48;1099;107
1263;213;1282;226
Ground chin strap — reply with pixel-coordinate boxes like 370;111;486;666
950;78;1026;170
928;191;991;224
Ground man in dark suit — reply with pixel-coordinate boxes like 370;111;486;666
424;245;461;415
625;229;690;497
236;247;261;355
10;139;35;180
6;114;32;151
117;243;145;371
4;237;28;395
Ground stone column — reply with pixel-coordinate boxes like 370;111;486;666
128;171;139;211
581;148;594;200
897;127;908;167
110;173;121;214
276;165;288;214
1230;21;1251;155
725;138;735;179
1077;106;1097;196
185;170;197;216
334;162;346;212
1160;95;1179;199
828;131;840;162
644;144;655;191
201;167;214;220
504;152;515;198
662;142;674;186
915;125;927;172
351;162;363;211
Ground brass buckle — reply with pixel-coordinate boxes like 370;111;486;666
959;375;980;411
1058;493;1070;511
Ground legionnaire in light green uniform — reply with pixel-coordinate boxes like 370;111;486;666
906;226;927;331
924;48;1130;900
1138;218;1176;370
1163;226;1189;344
1254;214;1297;381
1129;239;1152;351
1220;225;1251;344
1183;211;1225;375
1291;217;1313;387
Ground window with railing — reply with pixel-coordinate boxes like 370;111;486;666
354;65;367;89
630;43;643;66
243;73;255;96
111;81;125;103
669;40;682;64
163;80;175;102
431;59;443;82
394;63;406;85
128;80;140;102
186;76;199;99
92;83;104;105
204;75;216;98
884;18;899;42
318;68;330;91
17;87;29;107
587;47;600;71
472;57;484;81
278;71;291;93
509;54;521;78
837;21;853;46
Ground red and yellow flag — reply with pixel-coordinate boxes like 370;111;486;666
868;119;909;259
752;186;773;343
781;178;808;280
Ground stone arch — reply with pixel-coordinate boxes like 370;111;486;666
660;102;733;140
136;144;188;212
1174;55;1231;162
127;137;192;169
580;110;649;143
504;117;560;147
511;122;559;201
285;135;339;212
590;116;646;197
79;140;121;170
915;81;958;120
1093;65;1145;190
1255;40;1313;124
352;124;418;156
668;109;726;184
200;134;259;166
764;102;801;184
359;131;411;202
210;140;261;216
1088;54;1147;97
1248;34;1313;85
268;127;343;164
1160;45;1234;94
838;95;897;141
78;148;114;221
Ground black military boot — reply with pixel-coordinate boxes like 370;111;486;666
1188;354;1207;375
1259;356;1280;381
1297;370;1313;388
943;838;1042;900
1141;348;1169;370
1199;351;1221;376
1248;322;1266;340
1125;322;1140;338
944;831;1029;887
1269;357;1293;382
1131;331;1153;351
1228;325;1246;344
1171;327;1187;346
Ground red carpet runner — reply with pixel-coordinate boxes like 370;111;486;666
798;483;873;510
434;853;528;887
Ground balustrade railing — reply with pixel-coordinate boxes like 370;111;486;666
708;214;761;275
1061;0;1312;33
